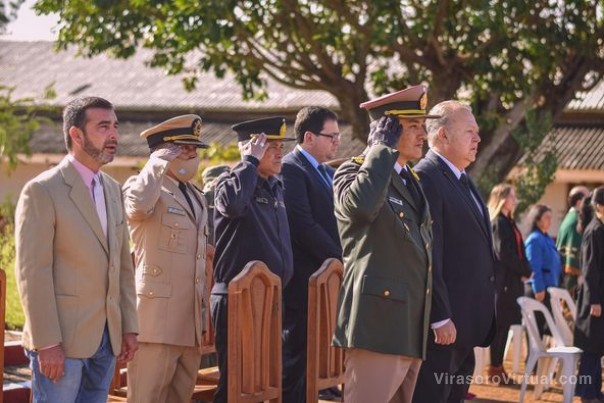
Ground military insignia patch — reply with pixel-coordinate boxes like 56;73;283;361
193;119;202;136
419;93;428;111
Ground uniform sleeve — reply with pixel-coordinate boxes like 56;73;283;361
214;157;259;219
14;180;62;349
415;170;453;323
281;162;341;264
122;157;169;221
333;144;397;224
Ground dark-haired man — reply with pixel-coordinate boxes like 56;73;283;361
15;96;138;403
211;117;295;403
281;106;343;402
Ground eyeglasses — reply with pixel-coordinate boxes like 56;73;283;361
313;132;341;142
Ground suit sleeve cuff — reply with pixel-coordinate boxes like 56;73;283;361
431;318;451;329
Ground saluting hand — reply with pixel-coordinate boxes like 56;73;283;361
151;143;182;161
367;116;402;149
240;133;269;161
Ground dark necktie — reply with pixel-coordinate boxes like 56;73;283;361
399;168;421;206
317;164;332;189
459;173;481;215
178;181;196;218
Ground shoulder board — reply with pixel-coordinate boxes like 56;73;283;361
351;155;365;165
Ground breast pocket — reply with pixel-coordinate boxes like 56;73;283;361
158;214;191;254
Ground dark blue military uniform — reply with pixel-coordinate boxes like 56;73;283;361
211;155;293;403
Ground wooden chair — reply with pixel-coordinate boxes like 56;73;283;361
306;258;344;403
227;261;282;403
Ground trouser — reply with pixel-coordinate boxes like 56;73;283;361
345;348;422;403
412;341;475;403
575;351;604;399
210;292;228;403
27;325;115;403
127;342;201;403
282;304;307;403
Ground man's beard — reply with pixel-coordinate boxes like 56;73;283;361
82;132;116;165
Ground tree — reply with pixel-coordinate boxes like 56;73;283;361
34;0;604;193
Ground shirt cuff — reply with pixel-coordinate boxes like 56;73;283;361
431;318;451;330
37;343;60;351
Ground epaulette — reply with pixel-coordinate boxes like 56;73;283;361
351;155;365;165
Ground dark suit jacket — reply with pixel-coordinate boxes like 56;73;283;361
491;213;532;326
280;147;342;311
414;149;496;348
332;144;433;358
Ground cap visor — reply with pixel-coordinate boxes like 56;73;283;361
266;136;296;142
396;114;442;119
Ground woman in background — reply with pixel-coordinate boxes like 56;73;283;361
487;184;532;384
524;204;562;335
574;186;604;403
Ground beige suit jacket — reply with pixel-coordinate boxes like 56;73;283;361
123;157;208;349
15;157;138;358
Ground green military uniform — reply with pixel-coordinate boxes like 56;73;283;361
556;208;582;293
332;143;433;358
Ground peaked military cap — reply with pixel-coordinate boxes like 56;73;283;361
231;116;295;142
360;85;441;121
141;114;209;149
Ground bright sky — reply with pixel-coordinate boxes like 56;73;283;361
1;0;58;40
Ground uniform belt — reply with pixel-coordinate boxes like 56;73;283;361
211;282;229;295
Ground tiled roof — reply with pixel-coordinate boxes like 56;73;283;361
0;40;338;112
566;79;604;112
536;126;604;170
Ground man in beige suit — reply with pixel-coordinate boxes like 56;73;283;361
123;115;210;403
15;96;139;403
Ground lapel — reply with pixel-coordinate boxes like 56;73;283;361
294;148;333;197
100;172;118;256
428;150;491;241
390;169;419;212
60;158;109;254
188;183;208;229
162;177;197;222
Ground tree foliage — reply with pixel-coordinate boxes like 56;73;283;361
34;0;604;189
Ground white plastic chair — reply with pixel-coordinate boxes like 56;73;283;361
473;346;490;379
547;287;576;346
504;323;526;374
516;297;582;403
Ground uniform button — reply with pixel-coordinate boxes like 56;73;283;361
384;290;390;297
428;266;432;272
490;275;495;282
426;288;431;295
399;212;404;218
197;254;202;259
171;233;176;239
149;291;154;297
175;222;179;227
195;278;200;284
426;242;430;249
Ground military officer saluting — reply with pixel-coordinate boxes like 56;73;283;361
332;86;436;403
122;115;210;403
211;117;295;403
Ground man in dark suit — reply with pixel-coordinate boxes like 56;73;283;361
333;85;435;403
280;106;343;402
412;100;496;403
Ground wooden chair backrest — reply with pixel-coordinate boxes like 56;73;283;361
227;261;282;403
306;258;344;401
1;269;6;400
202;244;216;355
